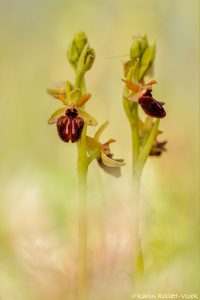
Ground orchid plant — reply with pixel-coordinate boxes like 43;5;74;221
47;32;125;300
122;35;167;283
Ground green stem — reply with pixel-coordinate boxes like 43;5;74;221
131;121;160;283
88;149;101;165
131;142;143;282
123;62;143;283
75;71;85;90
134;119;160;178
131;176;144;284
75;70;88;300
131;104;139;170
77;124;88;300
131;120;159;284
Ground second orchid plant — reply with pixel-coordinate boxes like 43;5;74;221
122;35;167;283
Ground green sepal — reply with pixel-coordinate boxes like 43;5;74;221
48;107;65;124
78;108;98;126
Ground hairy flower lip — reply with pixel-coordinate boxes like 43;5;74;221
56;114;84;143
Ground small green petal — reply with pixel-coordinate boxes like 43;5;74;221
94;121;109;141
101;152;126;168
48;107;65;125
138;44;156;81
78;108;98;126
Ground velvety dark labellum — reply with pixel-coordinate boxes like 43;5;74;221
56;108;84;143
138;91;166;118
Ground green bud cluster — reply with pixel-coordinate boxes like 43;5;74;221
67;31;95;76
124;34;156;82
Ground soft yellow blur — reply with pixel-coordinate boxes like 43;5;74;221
0;0;199;299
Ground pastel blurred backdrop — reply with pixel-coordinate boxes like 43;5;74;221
0;0;199;299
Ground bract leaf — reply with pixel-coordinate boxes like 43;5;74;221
94;121;109;141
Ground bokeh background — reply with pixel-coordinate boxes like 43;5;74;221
0;0;199;299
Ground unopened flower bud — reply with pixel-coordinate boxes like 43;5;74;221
67;41;79;66
77;44;95;75
138;44;156;81
84;48;95;71
137;35;148;55
74;31;88;54
130;35;148;61
67;32;88;68
130;39;141;61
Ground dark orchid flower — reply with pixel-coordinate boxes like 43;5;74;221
122;79;166;118
47;82;97;143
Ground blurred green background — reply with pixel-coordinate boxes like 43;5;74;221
0;0;199;299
